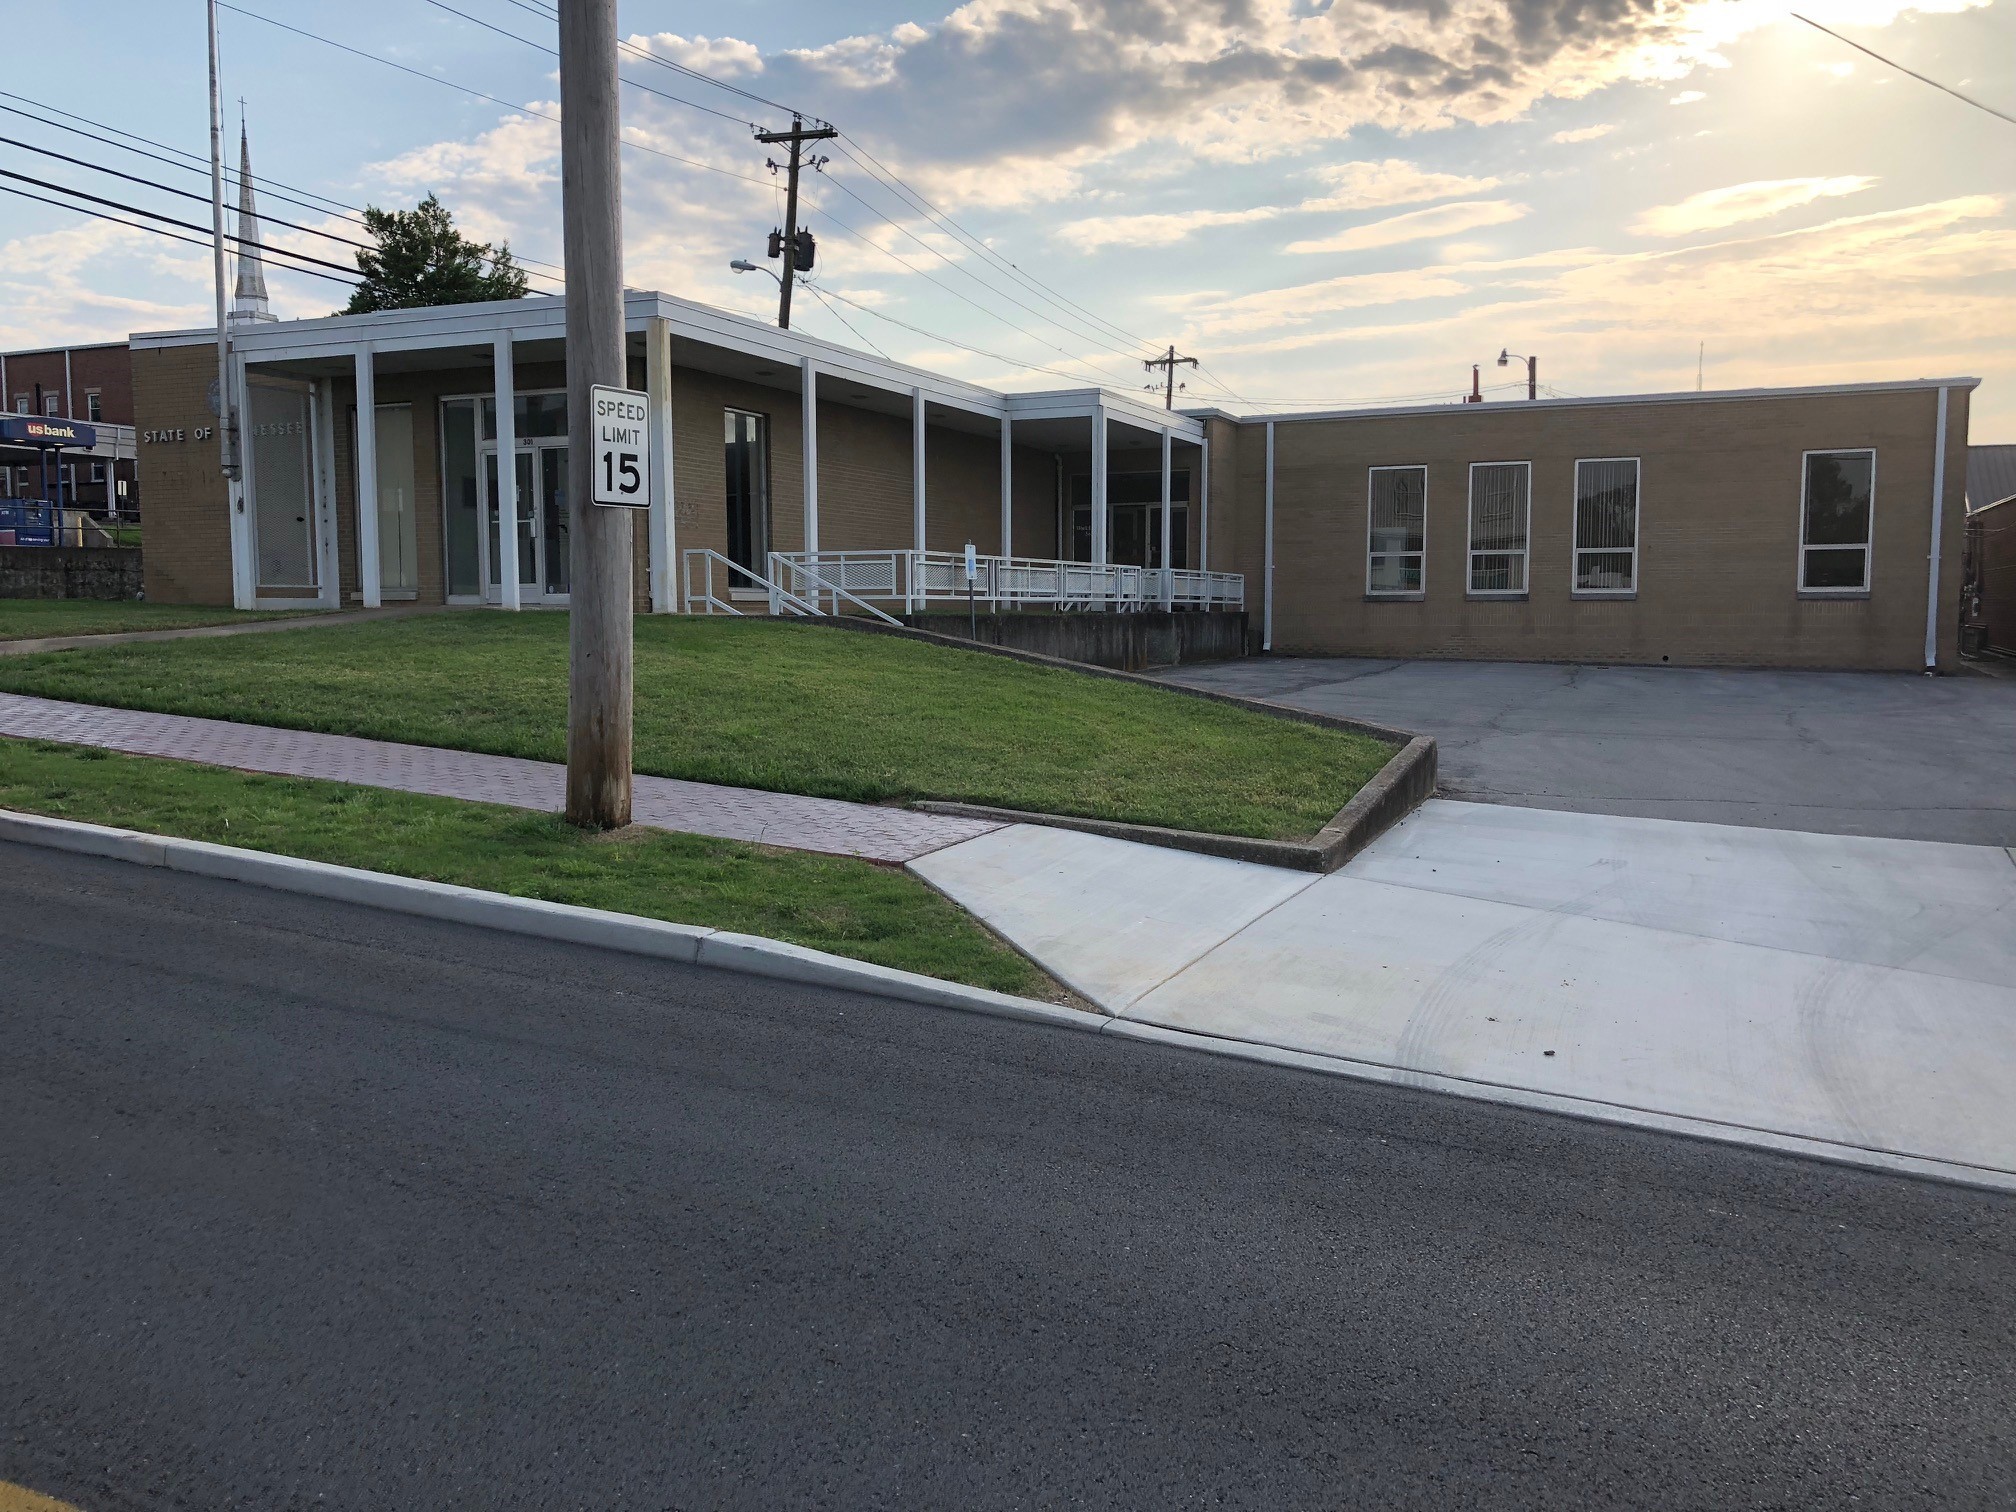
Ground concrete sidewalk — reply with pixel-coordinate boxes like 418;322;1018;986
912;801;2016;1185
0;692;999;864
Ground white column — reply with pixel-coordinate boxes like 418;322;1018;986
353;345;381;609
1199;432;1211;576
1263;420;1276;652
493;333;520;611
645;316;676;612
912;387;928;558
1090;404;1108;606
229;353;254;609
801;356;819;556
999;412;1013;558
315;377;341;607
1159;427;1174;609
1923;384;1951;670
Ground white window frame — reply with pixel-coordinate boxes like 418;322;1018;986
1365;464;1428;597
88;460;106;484
1570;456;1641;598
1466;459;1532;597
1797;448;1877;595
85;389;103;422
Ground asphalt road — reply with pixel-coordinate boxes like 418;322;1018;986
1157;656;2016;844
4;842;2013;1510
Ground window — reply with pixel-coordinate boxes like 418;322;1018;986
1800;450;1874;592
11;395;25;414
1365;466;1426;594
85;391;103;422
1468;461;1530;594
1573;458;1639;593
724;408;770;584
89;461;105;484
42;394;60;416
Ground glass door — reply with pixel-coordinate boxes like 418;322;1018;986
539;443;569;599
481;446;537;601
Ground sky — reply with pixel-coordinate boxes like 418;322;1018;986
0;0;2012;430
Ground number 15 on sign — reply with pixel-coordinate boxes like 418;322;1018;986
590;384;651;509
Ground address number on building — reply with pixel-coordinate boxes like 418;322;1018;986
590;384;651;509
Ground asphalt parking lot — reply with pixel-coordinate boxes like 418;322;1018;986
1159;656;2016;845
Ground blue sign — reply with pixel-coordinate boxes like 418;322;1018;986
0;415;96;449
0;497;55;547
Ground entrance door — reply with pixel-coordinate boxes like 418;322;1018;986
480;443;570;602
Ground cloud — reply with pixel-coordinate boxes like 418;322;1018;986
1052;158;1501;250
1285;200;1529;255
1056;206;1281;252
1302;160;1503;212
627;32;764;78
1632;176;1878;236
1669;90;1707;104
1549;123;1617;144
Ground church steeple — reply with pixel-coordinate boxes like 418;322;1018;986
229;116;275;325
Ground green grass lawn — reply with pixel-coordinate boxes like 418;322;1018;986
0;614;1393;839
0;600;308;641
0;738;1054;997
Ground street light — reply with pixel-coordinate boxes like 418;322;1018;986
729;258;777;281
1497;347;1537;401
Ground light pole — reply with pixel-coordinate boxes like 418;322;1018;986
1497;348;1537;401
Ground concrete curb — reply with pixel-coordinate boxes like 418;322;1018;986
801;615;1437;871
1101;1021;2016;1195
7;807;2004;1193
0;809;1106;1036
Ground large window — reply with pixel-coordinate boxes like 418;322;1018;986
1468;461;1530;594
1367;466;1426;594
1069;471;1190;568
1573;458;1639;594
724;408;770;583
1800;449;1875;592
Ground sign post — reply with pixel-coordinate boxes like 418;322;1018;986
561;0;634;831
964;540;978;641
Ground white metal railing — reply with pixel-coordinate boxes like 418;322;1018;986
682;548;820;617
765;550;1244;615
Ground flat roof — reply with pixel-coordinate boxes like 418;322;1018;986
1181;375;1981;427
129;288;1204;442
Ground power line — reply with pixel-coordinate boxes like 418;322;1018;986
1792;13;2016;128
795;277;892;360
817;168;1155;367
0;133;382;255
830;135;1160;356
496;0;825;126
418;0;757;128
0;166;361;277
793;281;1158;387
0;92;568;279
214;2;776;190
0;180;357;286
798;192;1142;389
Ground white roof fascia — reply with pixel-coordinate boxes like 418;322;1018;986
1005;388;1205;441
1241;377;1984;427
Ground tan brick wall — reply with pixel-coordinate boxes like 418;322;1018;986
1245;387;1970;671
133;344;232;606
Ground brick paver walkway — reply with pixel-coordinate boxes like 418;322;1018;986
0;693;1002;864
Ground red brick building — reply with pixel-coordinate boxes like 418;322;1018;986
0;341;138;511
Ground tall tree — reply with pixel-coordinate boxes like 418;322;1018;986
343;195;530;314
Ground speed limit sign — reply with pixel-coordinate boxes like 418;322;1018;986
590;384;651;509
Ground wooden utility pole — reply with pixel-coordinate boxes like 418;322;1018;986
1144;344;1199;410
560;0;633;830
755;116;836;330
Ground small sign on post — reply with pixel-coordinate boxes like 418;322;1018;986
589;384;650;509
963;540;979;640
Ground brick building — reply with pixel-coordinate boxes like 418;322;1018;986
127;290;1974;672
0;341;138;512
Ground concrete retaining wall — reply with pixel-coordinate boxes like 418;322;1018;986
901;610;1250;671
0;546;143;600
